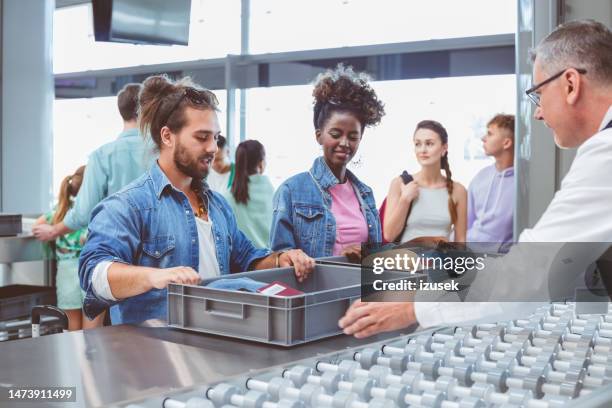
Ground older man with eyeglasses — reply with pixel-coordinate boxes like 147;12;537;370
339;19;612;338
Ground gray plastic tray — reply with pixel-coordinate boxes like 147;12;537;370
167;264;421;347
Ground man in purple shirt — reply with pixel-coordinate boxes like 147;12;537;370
467;114;515;251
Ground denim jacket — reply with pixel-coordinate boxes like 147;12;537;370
79;162;270;324
270;157;381;257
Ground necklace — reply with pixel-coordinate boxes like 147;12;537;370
192;187;208;219
195;197;207;218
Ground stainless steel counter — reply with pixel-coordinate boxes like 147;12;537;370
0;233;50;286
0;320;416;408
0;234;44;264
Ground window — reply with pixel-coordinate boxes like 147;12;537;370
250;0;516;54
54;0;240;73
53;91;227;197
246;75;516;205
53;97;121;195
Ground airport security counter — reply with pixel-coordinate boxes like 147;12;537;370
3;304;612;408
0;318;412;408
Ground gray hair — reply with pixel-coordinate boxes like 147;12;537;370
530;19;612;85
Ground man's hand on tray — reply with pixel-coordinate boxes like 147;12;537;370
278;249;315;283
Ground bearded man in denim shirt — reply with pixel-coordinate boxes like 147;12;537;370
80;75;314;324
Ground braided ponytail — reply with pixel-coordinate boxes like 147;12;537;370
441;154;457;225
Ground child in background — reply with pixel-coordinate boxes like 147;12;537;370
35;166;105;330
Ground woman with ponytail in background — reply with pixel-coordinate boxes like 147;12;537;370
383;120;467;243
34;166;105;330
223;140;274;248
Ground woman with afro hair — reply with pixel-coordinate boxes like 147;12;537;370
270;65;385;258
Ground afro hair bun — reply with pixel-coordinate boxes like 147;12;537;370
312;64;385;129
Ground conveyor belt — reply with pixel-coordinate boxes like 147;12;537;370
0;318;411;408
126;303;612;408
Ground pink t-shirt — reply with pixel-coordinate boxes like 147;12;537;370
329;181;368;256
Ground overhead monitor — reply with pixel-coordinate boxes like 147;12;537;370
92;0;191;46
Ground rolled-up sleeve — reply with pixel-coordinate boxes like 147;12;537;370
79;193;140;319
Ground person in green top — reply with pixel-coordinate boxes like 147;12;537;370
223;140;275;248
34;166;105;330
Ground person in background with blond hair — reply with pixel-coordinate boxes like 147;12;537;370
34;166;105;330
467;114;515;251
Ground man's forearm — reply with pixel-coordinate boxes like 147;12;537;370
251;252;281;270
107;263;155;300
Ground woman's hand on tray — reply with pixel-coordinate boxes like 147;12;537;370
278;249;315;283
341;244;362;263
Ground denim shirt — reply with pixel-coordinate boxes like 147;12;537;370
270;157;381;257
79;162;270;324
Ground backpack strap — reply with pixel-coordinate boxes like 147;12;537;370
400;170;413;184
395;171;414;242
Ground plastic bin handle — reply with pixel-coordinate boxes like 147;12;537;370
204;299;245;320
31;305;69;337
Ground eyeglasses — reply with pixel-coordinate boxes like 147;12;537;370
163;87;218;126
525;68;587;106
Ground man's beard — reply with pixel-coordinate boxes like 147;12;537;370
173;140;210;180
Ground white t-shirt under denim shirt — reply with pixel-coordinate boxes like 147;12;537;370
195;217;221;279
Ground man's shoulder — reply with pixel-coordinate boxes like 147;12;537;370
110;172;155;208
279;171;310;188
578;127;612;156
469;165;495;188
94;133;147;156
563;128;612;188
